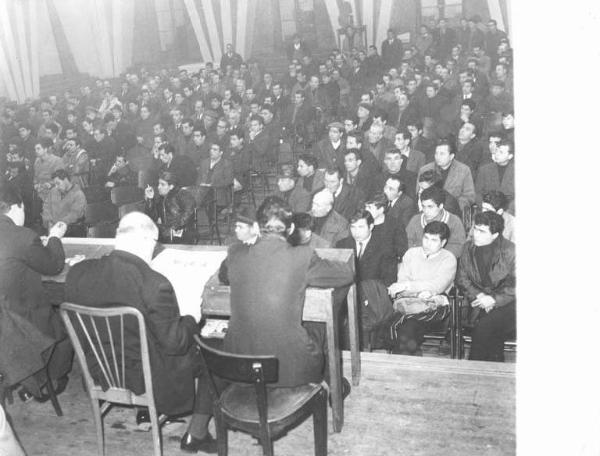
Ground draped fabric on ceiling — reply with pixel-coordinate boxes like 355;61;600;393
182;0;257;64
0;0;40;103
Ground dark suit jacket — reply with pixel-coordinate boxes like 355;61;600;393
65;250;199;416
274;186;312;213
0;216;72;385
387;193;417;229
381;38;403;68
221;234;353;386
248;129;272;171
475;160;515;207
456;139;484;181
337;234;397;286
313;139;345;172
159;154;198;188
332;182;365;222
418;160;475;210
345;163;381;201
371;216;408;261
196;157;234;206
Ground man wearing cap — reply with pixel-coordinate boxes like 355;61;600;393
312;122;346;172
272;164;310;213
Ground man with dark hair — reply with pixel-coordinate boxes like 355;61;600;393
393;128;427;174
323;167;365;222
273;164;311;213
457;211;515;362
365;193;408;262
380;148;418;199
195;142;234;209
406;185;466;258
154;143;197;188
33;138;63;204
283;90;315;146
455;121;484;179
61;137;89;189
226;128;252;195
475;138;514;210
381;29;403;70
42;169;87;236
173;118;197;158
406;119;436;163
247;114;272;172
87;127;118;183
343;148;380;200
313;122;346;171
386;220;457;355
480;190;515;242
418;138;475;210
337;209;397;343
383;175;417;229
296;153;325;195
105;153;137;188
417;169;461;217
0;184;72;401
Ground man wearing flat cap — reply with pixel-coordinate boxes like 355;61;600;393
312;121;346;172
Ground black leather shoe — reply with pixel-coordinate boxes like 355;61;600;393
180;432;218;453
136;408;151;430
329;377;351;407
18;388;34;403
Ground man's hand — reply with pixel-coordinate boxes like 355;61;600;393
48;221;67;239
471;293;496;312
388;282;408;297
417;290;433;300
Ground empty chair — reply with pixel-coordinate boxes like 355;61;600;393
59;303;168;456
194;334;328;456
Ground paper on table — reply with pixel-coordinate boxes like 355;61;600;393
151;249;227;322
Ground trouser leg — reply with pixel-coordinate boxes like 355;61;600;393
469;303;516;362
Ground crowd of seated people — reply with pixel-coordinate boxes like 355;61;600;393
0;16;515;375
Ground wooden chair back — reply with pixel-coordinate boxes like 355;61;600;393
60;303;165;456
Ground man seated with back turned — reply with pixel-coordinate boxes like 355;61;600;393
205;197;354;445
65;212;218;453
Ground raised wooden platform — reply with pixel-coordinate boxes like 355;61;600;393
8;351;514;455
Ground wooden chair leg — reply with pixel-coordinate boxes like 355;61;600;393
313;390;328;456
214;410;228;456
90;399;105;456
45;370;63;417
148;404;162;456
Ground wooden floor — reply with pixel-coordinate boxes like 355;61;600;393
8;351;514;456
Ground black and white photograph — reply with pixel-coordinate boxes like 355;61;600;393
1;0;599;455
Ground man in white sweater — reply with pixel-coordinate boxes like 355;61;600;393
386;220;457;355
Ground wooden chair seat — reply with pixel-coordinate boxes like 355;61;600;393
221;383;322;423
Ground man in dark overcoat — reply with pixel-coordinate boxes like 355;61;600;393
0;185;72;397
